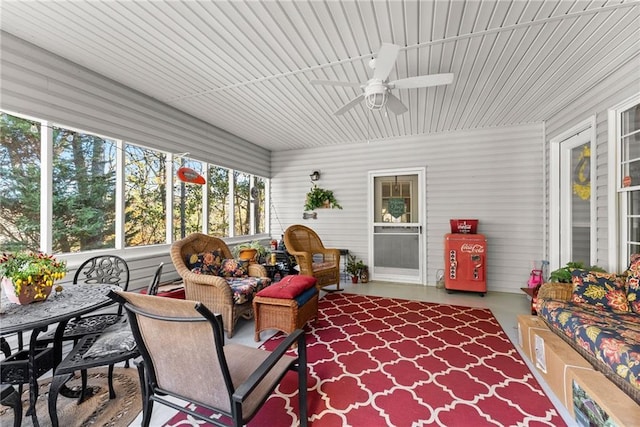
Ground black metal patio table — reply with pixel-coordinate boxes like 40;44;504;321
0;283;119;426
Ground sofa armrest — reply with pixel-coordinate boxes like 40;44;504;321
248;263;267;277
537;282;573;301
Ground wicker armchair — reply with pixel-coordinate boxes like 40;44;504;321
170;233;268;337
284;225;341;292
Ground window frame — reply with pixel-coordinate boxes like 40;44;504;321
608;94;640;271
0;110;270;260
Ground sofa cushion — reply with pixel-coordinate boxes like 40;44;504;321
627;256;640;314
571;269;630;313
187;250;223;275
256;275;317;299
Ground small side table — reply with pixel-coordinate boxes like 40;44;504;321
262;264;279;281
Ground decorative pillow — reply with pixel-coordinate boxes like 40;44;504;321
571;269;630;313
217;258;248;278
187;250;223;275
626;255;640;314
256;275;317;299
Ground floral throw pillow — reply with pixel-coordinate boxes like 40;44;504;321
626;255;640;314
187;250;223;275
217;259;248;278
571;269;630;313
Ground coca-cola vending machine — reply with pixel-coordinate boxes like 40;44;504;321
444;233;487;296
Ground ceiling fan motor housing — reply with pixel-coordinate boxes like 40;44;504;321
364;80;388;110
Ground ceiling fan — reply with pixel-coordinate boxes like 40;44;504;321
310;43;454;116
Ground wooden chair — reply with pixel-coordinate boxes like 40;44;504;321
111;290;308;427
284;225;341;291
170;233;269;337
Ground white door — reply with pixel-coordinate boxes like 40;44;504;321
368;168;425;284
551;126;594;268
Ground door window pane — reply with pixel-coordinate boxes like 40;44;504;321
570;143;591;265
125;144;167;246
0;113;41;251
52;127;116;252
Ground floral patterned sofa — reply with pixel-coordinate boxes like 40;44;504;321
536;256;640;405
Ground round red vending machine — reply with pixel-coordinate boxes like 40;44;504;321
444;220;486;296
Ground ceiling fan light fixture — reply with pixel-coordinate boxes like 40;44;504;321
365;92;387;110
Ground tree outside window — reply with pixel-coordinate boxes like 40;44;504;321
0;113;41;251
208;166;229;237
234;171;250;236
125;144;167;246
173;158;203;240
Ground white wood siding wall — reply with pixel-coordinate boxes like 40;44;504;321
545;58;640;271
0;32;270;177
271;123;544;294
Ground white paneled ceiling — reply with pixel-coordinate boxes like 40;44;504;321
1;0;639;151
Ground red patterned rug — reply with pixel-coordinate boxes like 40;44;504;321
164;293;566;426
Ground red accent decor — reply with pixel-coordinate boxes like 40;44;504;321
164;293;567;426
177;167;205;185
256;275;317;299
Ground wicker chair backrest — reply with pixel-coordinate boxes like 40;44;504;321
284;225;326;253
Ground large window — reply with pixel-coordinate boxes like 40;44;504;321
0;113;41;251
208;166;229;237
0;111;269;254
619;101;640;263
52;127;117;252
125;144;167;246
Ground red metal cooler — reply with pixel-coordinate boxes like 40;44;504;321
444;233;487;296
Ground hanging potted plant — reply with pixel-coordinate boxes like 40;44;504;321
304;184;343;211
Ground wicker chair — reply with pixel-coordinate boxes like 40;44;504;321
284;225;341;292
170;233;269;337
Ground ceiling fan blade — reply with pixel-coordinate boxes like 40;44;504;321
310;79;361;88
372;43;400;81
386;93;408;115
334;94;365;115
390;73;454;89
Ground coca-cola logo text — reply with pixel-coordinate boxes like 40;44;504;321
461;243;484;253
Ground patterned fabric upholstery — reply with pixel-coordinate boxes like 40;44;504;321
570;269;630;313
627;256;640;314
538;299;640;398
227;277;270;305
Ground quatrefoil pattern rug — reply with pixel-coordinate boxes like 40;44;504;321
165;293;566;426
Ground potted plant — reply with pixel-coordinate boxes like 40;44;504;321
0;251;67;304
346;254;365;284
304;184;343;211
549;261;606;283
232;240;268;263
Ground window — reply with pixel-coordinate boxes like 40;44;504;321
52;127;117;252
125;144;167;246
208;165;229;237
233;171;250;236
0;113;41;251
0;110;270;255
618;101;640;263
173;158;204;241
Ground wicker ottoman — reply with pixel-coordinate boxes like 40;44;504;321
253;284;318;341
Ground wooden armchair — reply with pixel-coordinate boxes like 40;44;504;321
170;233;269;337
111;291;308;427
284;225;341;291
